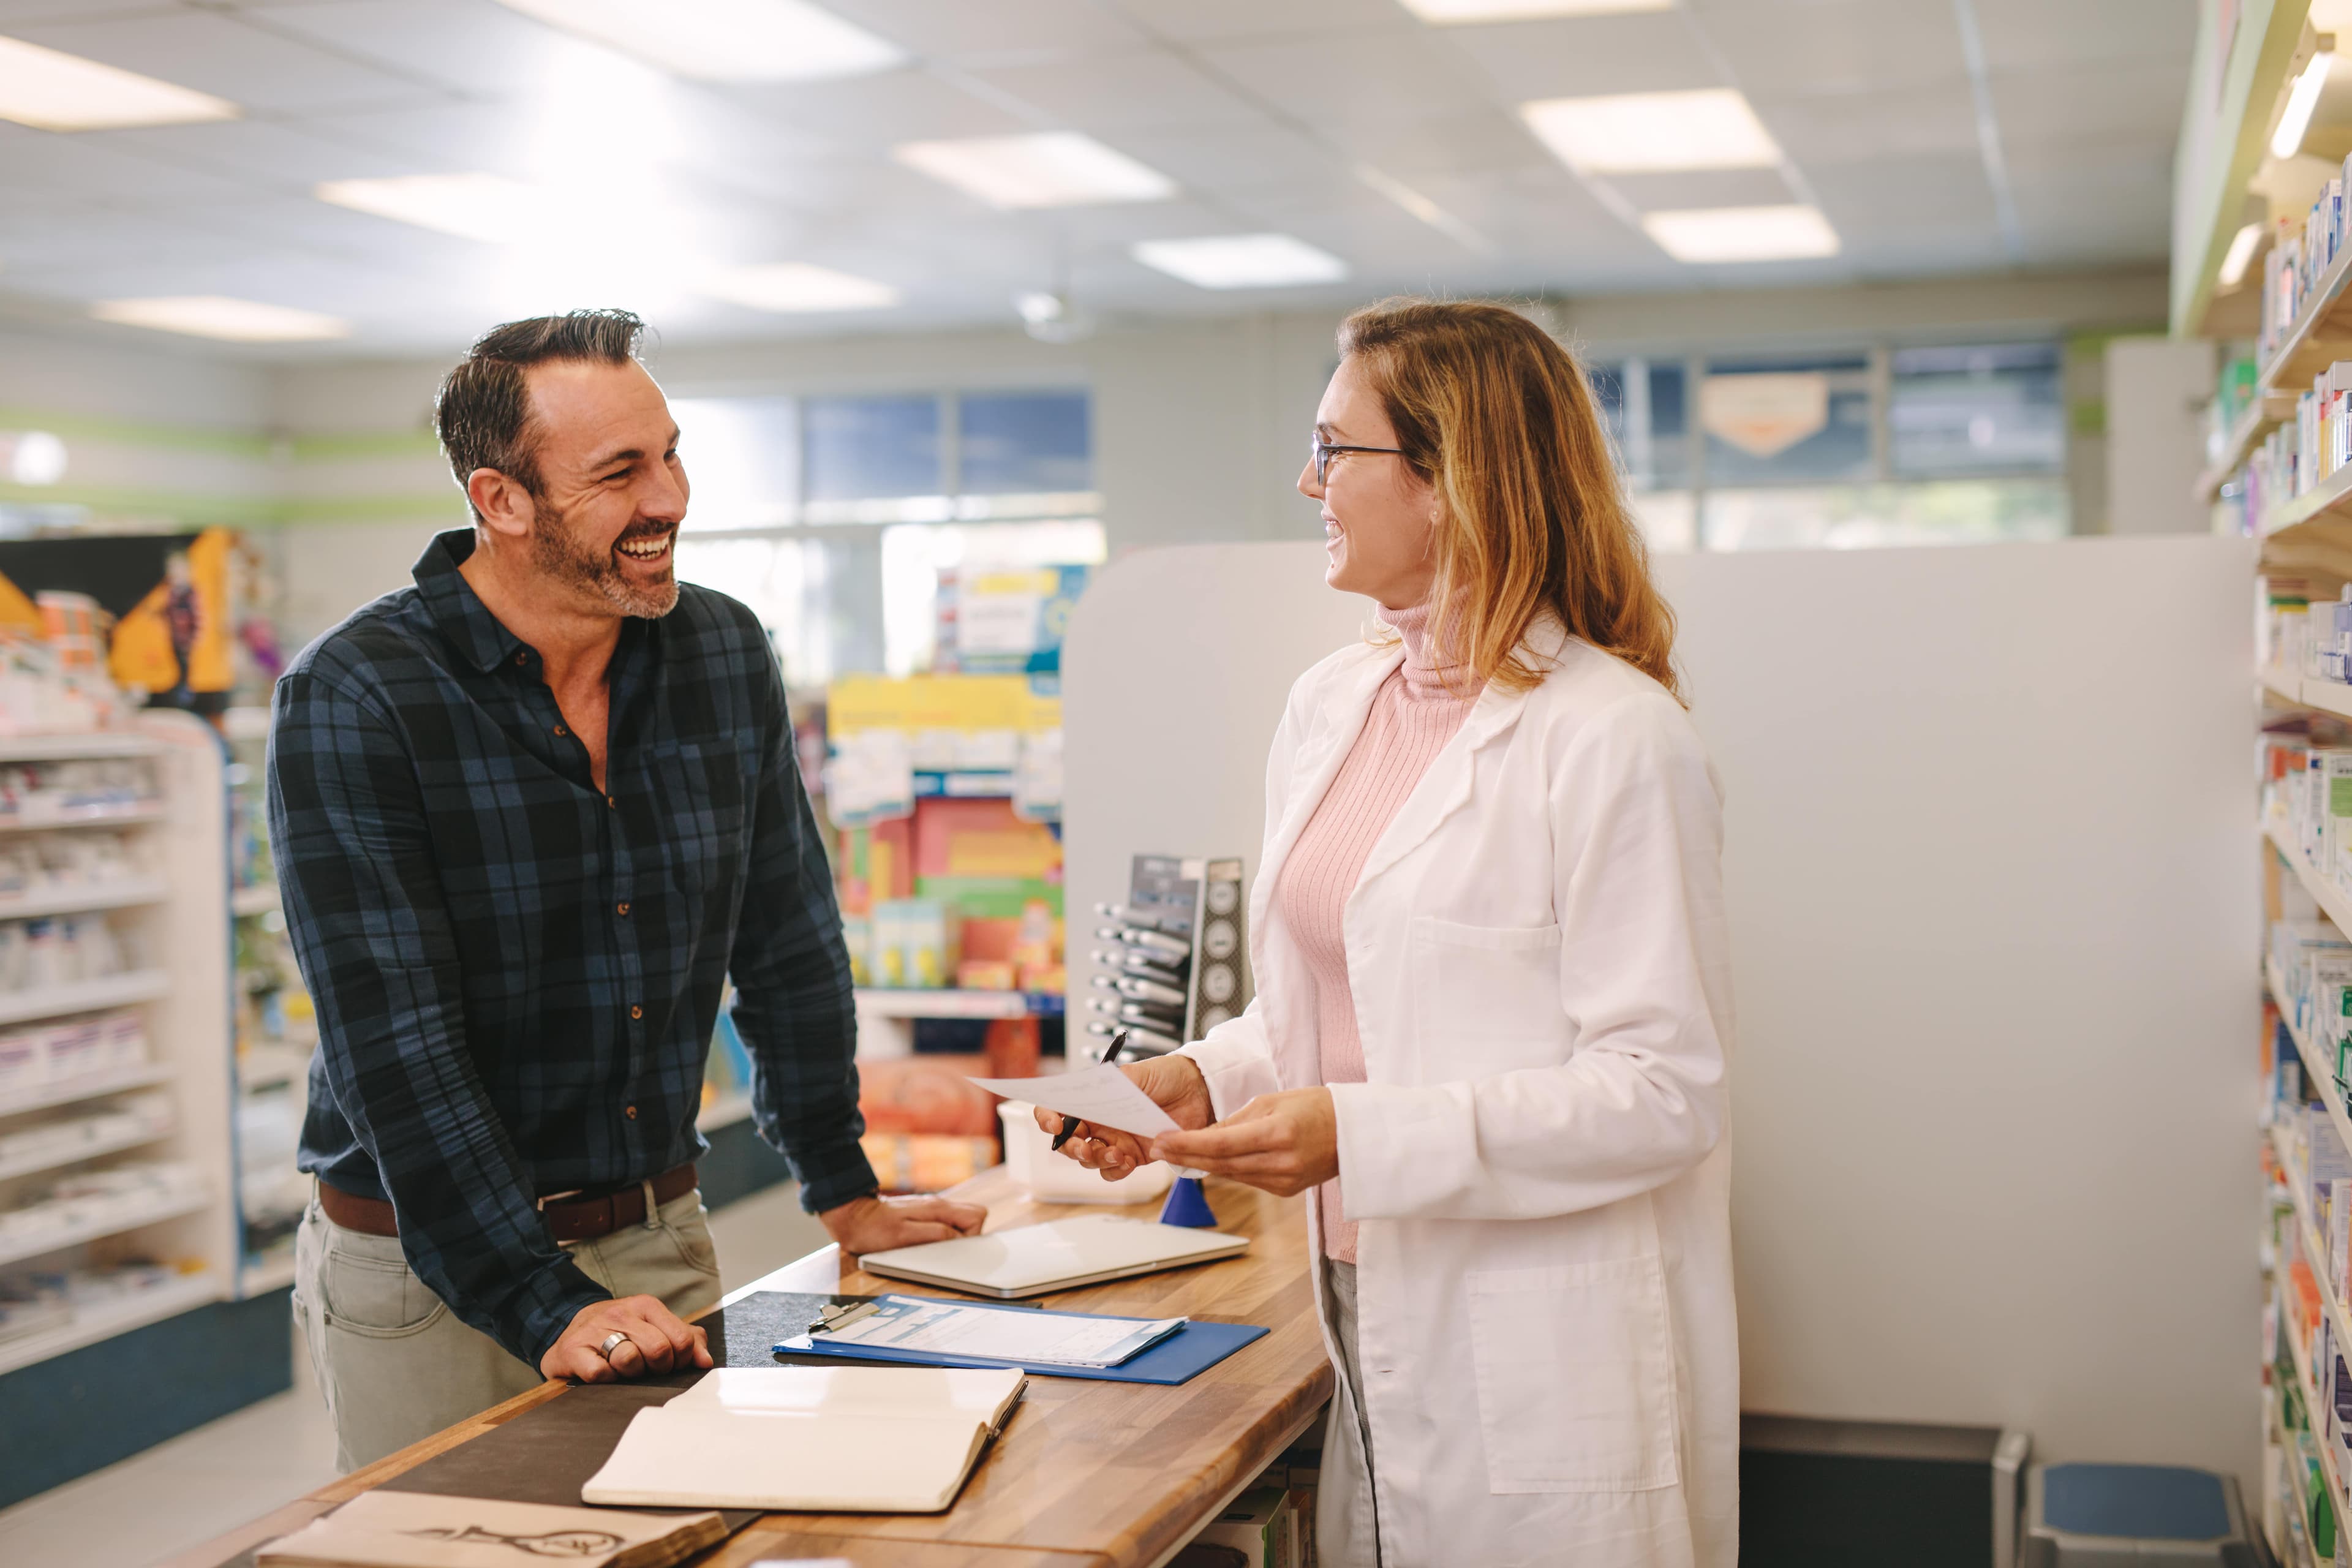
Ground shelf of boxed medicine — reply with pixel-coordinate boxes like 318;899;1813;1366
0;876;167;922
2199;393;2298;504
2267;1133;2352;1524
2265;461;2352;540
2271;954;2352;1189
2269;819;2352;963
0;1177;210;1271
0;1093;172;1183
0;1267;219;1381
2266;233;2352;393
0;970;168;1031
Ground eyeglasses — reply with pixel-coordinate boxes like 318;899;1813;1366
1309;431;1406;486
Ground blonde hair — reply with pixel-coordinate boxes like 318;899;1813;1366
1338;297;1683;703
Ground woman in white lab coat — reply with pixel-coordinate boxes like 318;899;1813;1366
1048;298;1735;1568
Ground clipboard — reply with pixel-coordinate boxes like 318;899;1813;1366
777;1294;1269;1385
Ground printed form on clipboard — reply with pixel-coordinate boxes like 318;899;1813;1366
789;1295;1188;1370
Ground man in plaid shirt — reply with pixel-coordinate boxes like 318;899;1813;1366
269;310;981;1469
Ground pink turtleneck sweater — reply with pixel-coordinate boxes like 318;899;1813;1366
1275;601;1477;1262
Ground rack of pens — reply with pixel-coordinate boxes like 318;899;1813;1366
1084;854;1251;1060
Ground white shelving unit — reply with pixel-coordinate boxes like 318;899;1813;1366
0;712;236;1378
222;704;306;1298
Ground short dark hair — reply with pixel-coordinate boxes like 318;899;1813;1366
434;308;647;519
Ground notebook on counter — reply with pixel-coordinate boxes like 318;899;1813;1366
580;1365;1026;1514
255;1493;725;1567
856;1213;1250;1298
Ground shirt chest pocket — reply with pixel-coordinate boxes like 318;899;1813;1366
650;741;752;896
1409;916;1564;1068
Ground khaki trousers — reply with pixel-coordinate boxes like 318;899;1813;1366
291;1185;725;1472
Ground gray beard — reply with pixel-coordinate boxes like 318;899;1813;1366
532;496;679;619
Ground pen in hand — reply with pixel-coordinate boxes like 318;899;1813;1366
1051;1028;1130;1153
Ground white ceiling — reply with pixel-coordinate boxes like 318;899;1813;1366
0;0;2195;358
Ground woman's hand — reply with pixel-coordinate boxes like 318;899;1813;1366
1148;1088;1337;1198
1034;1055;1213;1180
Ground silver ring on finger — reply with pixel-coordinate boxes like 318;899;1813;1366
597;1330;633;1362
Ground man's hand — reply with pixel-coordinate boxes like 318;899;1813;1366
540;1295;714;1384
1036;1055;1215;1181
820;1191;987;1255
1148;1087;1338;1198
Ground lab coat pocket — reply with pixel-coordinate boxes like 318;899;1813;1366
1466;1257;1681;1494
1414;918;1564;1059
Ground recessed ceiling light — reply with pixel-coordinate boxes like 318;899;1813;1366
2273;51;2334;159
489;0;902;83
1401;0;1673;19
2219;222;2264;288
1133;234;1348;289
1640;205;1840;263
91;296;350;342
0;34;238;131
1521;88;1781;173
895;132;1175;209
315;174;546;244
700;262;899;312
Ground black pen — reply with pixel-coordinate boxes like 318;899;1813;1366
1052;1028;1130;1152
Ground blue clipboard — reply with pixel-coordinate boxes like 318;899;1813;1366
776;1295;1268;1385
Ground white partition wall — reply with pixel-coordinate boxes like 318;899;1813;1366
1063;534;2258;1483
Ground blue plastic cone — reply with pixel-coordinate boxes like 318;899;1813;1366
1158;1175;1218;1228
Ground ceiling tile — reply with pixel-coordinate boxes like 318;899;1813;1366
1971;0;2196;74
1438;11;1719;103
964;49;1264;134
1752;85;1983;166
254;0;593;96
1105;0;1414;46
1603;166;1800;213
1203;32;1499;131
1687;0;1963;99
1105;123;1338;196
826;0;1149;60
85;119;424;194
1330;110;1554;181
1805;152;1994;231
8;8;446;114
1990;60;2190;149
0;122;266;204
720;67;1033;149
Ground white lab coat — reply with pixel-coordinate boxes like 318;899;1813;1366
1178;618;1736;1568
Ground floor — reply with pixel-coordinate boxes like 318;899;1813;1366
0;1182;832;1568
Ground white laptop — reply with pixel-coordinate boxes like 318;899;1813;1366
856;1214;1250;1299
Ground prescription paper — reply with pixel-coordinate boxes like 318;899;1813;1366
969;1063;1180;1141
822;1297;1185;1368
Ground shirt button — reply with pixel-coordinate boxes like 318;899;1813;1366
553;723;567;737
630;1005;643;1020
514;654;527;667
606;795;617;809
625;1104;638;1120
616;901;630;916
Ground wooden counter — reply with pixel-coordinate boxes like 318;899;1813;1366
165;1172;1331;1568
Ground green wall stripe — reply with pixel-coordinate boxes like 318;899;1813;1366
0;405;274;459
0;481;459;526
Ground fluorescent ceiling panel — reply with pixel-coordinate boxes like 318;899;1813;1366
0;34;239;132
701;262;899;312
895;132;1175;209
1133;233;1348;289
1401;0;1673;19
91;296;350;342
1640;205;1840;262
1521;89;1781;173
490;0;902;83
315;174;545;243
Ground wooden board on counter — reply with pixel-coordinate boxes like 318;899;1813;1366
167;1169;1330;1568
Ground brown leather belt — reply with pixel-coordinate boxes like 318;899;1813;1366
318;1163;698;1245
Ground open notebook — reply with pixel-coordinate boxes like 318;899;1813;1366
856;1213;1250;1298
580;1365;1026;1514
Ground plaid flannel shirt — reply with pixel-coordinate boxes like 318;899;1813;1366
267;529;874;1365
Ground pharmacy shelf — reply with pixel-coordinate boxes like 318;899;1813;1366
2265;464;2352;540
236;1047;309;1093
0;1268;221;1379
0;878;167;922
0;734;164;764
0;1186;211;1269
0;970;167;1029
2269;819;2352;952
2265;239;2352;393
230;884;280;918
0;1062;172;1120
0;802;164;834
2304;677;2352;722
2270;956;2352;1170
2198;393;2297;502
855;988;1065;1020
239;1255;295;1295
0;1115;171;1185
2271;666;2310;706
2271;1121;2352;1509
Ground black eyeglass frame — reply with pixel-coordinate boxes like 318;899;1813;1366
1309;431;1408;486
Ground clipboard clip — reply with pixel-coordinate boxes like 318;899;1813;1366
807;1300;883;1335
